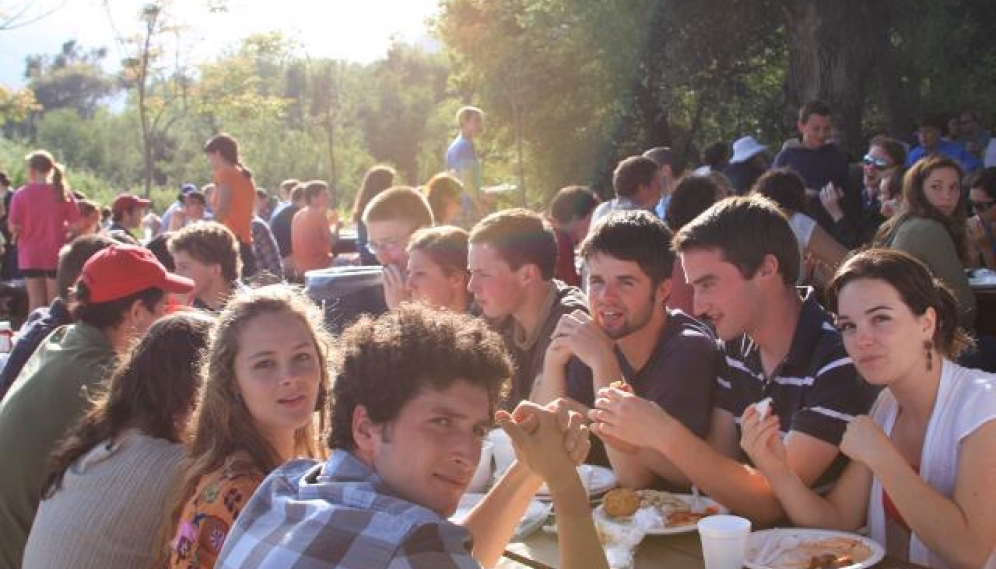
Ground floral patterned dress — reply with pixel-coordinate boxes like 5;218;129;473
168;455;264;569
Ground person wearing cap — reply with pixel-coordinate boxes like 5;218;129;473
722;135;770;195
161;183;198;233
0;235;116;403
0;244;193;568
109;193;151;237
906;114;982;173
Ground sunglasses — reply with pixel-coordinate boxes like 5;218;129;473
971;200;996;213
862;155;892;170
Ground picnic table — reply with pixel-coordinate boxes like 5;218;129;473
498;526;930;569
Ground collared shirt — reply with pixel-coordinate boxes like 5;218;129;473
216;451;478;569
251;217;284;279
715;288;876;452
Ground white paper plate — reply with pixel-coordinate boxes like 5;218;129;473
450;493;551;540
592;492;727;535
535;464;617;499
744;528;885;569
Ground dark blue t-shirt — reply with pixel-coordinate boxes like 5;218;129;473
566;310;721;476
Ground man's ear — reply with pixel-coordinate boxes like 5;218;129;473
757;253;781;281
352;405;379;454
656;277;672;304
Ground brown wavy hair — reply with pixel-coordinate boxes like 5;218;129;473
42;311;214;499
160;284;330;560
874;156;970;263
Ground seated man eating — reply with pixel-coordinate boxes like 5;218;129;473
533;210;720;490
589;196;877;524
216;303;607;569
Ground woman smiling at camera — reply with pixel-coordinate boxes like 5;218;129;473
740;249;996;569
164;285;330;569
873;156;976;328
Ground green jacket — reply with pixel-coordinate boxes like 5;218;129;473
0;323;117;569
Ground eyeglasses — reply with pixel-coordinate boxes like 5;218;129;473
366;234;411;256
971;200;996;213
862;155;892;170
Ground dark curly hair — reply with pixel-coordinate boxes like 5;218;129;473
328;303;511;451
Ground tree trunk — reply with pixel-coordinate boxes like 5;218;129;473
781;0;886;156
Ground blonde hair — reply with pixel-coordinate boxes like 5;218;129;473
160;284;330;561
456;106;483;127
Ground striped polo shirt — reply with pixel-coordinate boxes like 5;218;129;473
716;288;877;449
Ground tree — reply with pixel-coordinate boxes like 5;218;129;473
0;86;39;128
24;40;116;119
119;1;190;196
0;0;69;31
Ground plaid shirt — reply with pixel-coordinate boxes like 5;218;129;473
216;452;478;569
251;217;284;280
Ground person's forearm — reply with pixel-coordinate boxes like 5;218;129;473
873;459;990;569
763;465;848;529
531;358;568;404
463;462;543;567
657;420;784;524
548;473;610;569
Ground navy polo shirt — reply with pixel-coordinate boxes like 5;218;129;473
568;310;721;477
716;288;876;452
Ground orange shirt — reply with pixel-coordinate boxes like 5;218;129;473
291;206;333;274
169;456;263;569
214;166;254;243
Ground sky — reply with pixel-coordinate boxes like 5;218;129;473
0;0;442;88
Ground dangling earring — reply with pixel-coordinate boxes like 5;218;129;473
924;340;934;371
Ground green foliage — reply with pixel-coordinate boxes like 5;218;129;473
6;0;996;219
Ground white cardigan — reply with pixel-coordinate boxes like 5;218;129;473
866;359;996;569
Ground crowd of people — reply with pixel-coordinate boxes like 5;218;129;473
0;101;992;569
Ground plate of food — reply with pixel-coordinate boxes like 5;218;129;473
535;464;617;500
450;493;552;540
744;528;884;569
593;488;727;535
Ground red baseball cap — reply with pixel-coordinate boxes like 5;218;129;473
79;245;195;303
111;193;152;217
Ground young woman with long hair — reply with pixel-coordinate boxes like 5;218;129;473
22;312;213;569
352;165;396;265
165;284;330;568
8;150;80;311
204;133;257;278
873;156;976;328
741;249;996;569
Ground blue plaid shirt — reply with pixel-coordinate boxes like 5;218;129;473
216;451;478;569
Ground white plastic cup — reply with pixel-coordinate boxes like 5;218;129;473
488;428;516;477
697;515;751;569
467;440;493;493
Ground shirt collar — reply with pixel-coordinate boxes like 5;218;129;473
783;287;831;368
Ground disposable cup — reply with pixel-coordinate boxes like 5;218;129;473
467;440;493;493
697;515;751;569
